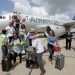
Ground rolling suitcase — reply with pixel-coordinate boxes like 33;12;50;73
1;57;12;72
26;58;38;68
26;46;38;68
55;54;64;70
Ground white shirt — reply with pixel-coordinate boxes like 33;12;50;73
32;38;44;54
45;32;49;37
6;26;15;37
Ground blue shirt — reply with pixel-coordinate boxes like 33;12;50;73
48;36;57;45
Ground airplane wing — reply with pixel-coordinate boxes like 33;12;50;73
62;21;75;31
53;19;75;31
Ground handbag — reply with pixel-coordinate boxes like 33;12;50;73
52;46;61;52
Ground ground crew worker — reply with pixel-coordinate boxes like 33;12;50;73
65;32;72;50
1;36;9;59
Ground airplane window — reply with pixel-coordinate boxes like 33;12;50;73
3;16;6;19
0;16;2;19
0;16;6;19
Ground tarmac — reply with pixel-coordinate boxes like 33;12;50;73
0;38;75;75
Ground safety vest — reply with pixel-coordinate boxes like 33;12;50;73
0;34;8;46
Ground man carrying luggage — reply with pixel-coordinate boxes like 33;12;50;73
31;32;46;75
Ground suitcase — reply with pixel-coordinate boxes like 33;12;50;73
26;59;38;69
55;54;64;70
1;57;12;72
26;46;38;68
26;59;33;68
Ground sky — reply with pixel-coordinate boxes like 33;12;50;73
0;0;75;20
0;0;13;13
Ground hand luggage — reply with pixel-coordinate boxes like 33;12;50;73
26;59;33;68
26;59;38;69
55;54;64;70
52;46;61;52
26;46;38;68
1;57;12;72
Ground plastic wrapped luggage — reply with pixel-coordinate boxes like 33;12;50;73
26;59;38;68
26;46;38;68
55;54;65;70
26;46;35;54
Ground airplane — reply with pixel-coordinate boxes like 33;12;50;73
0;13;13;31
0;12;75;37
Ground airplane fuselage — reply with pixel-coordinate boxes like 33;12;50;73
0;13;66;36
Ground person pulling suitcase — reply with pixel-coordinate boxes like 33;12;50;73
31;32;46;75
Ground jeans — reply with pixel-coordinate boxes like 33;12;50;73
36;53;45;72
48;43;54;61
13;52;22;63
66;39;72;49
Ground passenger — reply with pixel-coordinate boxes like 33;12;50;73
12;15;18;23
45;26;55;37
12;15;20;35
26;32;33;46
11;32;22;63
32;32;46;75
13;19;20;36
19;24;28;54
45;26;56;63
20;24;27;40
47;31;58;62
5;22;15;43
65;31;72;50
